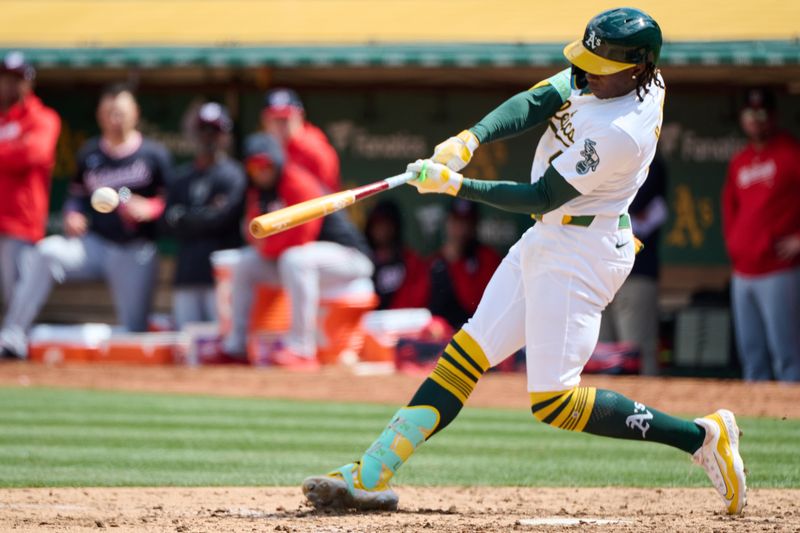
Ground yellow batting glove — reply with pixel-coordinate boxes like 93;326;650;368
432;130;479;171
406;159;464;196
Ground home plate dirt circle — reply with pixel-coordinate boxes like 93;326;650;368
519;517;631;526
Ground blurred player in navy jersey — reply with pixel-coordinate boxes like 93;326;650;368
163;102;246;329
0;83;171;359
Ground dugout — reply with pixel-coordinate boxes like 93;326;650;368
2;0;799;369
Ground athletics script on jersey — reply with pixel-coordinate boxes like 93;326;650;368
549;101;576;149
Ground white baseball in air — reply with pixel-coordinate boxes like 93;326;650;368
90;187;120;213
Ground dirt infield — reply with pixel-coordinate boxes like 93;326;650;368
1;362;799;532
1;487;799;532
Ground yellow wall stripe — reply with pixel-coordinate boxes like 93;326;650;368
2;1;796;46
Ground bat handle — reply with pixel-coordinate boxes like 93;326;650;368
386;171;416;188
352;171;416;201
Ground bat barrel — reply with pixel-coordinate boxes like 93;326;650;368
248;171;416;239
249;190;356;238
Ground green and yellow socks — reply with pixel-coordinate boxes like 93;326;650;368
355;330;490;490
352;330;706;493
531;387;705;454
410;328;491;432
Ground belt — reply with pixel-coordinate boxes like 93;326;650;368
532;213;631;230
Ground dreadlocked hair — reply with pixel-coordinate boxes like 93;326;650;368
635;63;663;102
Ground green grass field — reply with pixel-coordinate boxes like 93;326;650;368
0;386;797;489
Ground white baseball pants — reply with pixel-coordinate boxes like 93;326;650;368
223;242;374;358
463;220;635;392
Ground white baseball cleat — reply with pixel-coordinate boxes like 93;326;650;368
302;462;398;511
692;409;747;514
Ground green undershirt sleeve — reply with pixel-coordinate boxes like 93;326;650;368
468;68;572;144
456;166;581;215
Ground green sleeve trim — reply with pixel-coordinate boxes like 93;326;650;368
456;166;580;214
469;68;571;144
544;68;572;103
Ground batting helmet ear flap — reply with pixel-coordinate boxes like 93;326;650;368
570;65;588;90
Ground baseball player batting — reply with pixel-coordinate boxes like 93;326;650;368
302;7;746;515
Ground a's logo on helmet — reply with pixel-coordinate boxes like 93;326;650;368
585;31;602;50
576;139;599;175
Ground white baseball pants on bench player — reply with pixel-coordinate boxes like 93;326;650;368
223;242;374;358
462;219;635;392
0;231;158;356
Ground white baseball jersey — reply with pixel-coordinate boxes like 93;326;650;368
463;70;666;392
530;68;665;223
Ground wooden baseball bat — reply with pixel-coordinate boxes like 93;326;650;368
249;171;416;239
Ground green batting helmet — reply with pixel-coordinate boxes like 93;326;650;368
564;7;662;76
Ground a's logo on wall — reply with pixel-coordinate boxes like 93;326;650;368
575;138;599;175
585;31;601;50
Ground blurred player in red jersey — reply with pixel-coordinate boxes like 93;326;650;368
364;200;430;310
221;133;372;367
723;88;800;381
0;52;60;313
428;199;500;329
260;88;341;192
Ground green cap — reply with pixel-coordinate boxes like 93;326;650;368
564;7;662;75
